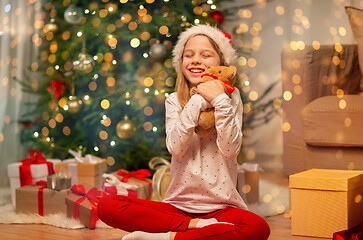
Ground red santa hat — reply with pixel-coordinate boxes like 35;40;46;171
172;24;238;72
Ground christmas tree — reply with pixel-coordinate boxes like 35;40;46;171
18;0;280;171
19;0;238;171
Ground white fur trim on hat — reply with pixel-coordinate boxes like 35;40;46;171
172;24;238;72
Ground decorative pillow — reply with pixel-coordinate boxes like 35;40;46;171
345;6;363;90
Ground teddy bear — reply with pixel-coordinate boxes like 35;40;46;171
190;65;237;137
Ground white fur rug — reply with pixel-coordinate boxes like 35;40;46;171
0;179;289;229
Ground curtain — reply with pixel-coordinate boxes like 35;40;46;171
0;0;41;187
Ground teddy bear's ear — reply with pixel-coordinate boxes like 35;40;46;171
228;66;237;79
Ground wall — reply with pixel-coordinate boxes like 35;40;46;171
222;0;360;157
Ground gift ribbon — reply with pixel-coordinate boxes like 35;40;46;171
116;169;152;199
102;173;138;197
148;157;171;201
200;73;235;94
47;80;65;99
70;185;106;229
333;224;363;240
35;180;47;216
19;149;55;186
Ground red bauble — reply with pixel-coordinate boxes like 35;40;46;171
211;11;224;25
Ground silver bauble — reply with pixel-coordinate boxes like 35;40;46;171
64;5;83;24
73;52;95;73
149;43;166;60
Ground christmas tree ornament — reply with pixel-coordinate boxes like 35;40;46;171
82;94;92;105
68;96;82;113
73;52;95;73
44;18;59;32
116;116;136;139
211;10;225;25
64;5;83;24
149;42;166;60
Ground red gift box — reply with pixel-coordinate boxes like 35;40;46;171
333;224;363;240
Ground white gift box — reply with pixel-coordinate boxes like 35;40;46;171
7;158;61;206
102;173;138;197
54;150;106;189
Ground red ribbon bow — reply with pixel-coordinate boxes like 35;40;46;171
200;73;235;94
48;80;65;99
35;180;47;216
333;224;363;240
70;185;107;229
116;169;151;183
19;149;55;186
116;169;152;199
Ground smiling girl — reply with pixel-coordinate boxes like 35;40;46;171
97;24;270;240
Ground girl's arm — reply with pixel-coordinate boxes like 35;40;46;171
165;93;210;157
211;88;243;160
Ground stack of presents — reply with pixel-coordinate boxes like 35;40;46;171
7;149;152;229
6;150;262;230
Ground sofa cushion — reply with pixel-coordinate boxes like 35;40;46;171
345;6;363;90
303;95;363;147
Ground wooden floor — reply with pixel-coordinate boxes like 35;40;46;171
0;214;327;240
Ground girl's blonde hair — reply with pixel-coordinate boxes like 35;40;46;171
175;34;227;110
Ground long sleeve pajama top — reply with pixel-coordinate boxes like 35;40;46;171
163;89;248;213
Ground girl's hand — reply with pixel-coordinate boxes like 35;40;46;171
197;80;225;103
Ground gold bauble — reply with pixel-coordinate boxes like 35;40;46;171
116;116;136;139
68;96;82;113
44;22;59;32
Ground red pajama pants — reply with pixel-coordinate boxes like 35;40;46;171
97;195;270;240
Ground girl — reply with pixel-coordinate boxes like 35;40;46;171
97;24;270;240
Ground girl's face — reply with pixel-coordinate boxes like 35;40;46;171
182;35;221;87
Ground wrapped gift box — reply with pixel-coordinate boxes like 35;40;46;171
102;173;137;198
47;173;72;191
149;157;171;201
65;184;106;229
290;169;363;238
16;182;70;215
7;150;60;205
55;159;107;189
236;163;261;204
112;169;151;200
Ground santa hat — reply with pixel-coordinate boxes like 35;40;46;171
172;24;238;72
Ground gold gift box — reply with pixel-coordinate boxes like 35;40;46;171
55;159;107;188
289;169;363;238
16;185;70;215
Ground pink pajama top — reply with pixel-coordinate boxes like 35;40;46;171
163;89;248;213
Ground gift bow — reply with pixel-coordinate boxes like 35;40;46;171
19;149;55;186
35;180;47;216
70;185;106;229
102;173;138;196
149;157;171;201
68;149;101;163
116;169;152;199
116;169;151;183
200;73;235;94
47;80;65;99
333;224;363;240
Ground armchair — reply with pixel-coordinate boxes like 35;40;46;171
281;44;363;176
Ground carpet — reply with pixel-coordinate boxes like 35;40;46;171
0;179;289;229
